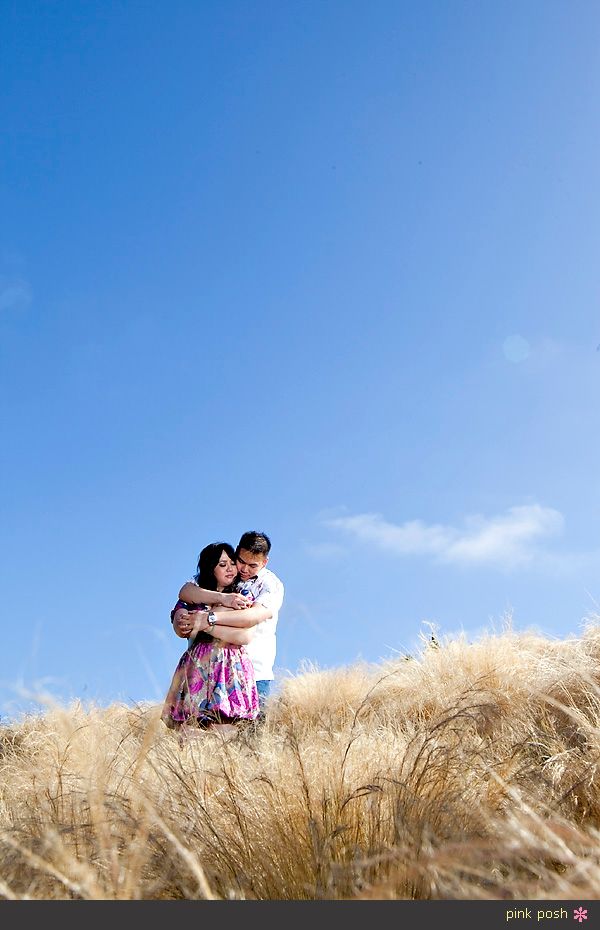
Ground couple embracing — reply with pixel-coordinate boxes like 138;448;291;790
161;531;284;734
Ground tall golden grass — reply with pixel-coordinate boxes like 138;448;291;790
2;624;600;900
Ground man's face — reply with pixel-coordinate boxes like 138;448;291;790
236;548;268;581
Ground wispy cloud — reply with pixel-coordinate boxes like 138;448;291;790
324;504;565;569
305;541;347;561
0;277;32;312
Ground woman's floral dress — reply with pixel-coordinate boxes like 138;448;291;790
161;601;259;728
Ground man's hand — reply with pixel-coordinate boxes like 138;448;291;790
173;607;208;638
220;592;253;609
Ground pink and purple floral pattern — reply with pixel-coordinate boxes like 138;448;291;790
162;638;259;728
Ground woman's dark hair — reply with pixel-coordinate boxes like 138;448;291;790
194;541;238;590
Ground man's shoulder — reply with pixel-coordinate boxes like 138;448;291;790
262;567;284;589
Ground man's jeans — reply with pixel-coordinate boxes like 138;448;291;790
255;680;271;714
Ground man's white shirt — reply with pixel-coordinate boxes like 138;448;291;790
237;567;284;681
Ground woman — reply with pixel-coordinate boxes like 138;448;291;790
161;542;260;733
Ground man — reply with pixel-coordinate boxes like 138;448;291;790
172;530;284;713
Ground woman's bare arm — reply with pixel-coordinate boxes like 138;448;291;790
209;604;270;628
186;610;254;646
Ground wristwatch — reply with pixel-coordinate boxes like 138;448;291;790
207;611;217;629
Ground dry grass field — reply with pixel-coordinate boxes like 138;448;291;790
2;624;600;900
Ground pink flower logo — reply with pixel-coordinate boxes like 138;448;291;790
574;908;588;923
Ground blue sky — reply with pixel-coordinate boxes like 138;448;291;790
2;1;600;720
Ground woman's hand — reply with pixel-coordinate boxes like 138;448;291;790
173;608;205;638
190;610;210;637
220;592;252;609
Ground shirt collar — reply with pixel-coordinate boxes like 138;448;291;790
242;567;266;584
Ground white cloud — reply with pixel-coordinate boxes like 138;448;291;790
324;504;564;569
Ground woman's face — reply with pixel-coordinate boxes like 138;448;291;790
213;550;237;589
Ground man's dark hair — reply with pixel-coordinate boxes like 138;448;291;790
195;541;238;590
237;531;271;557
